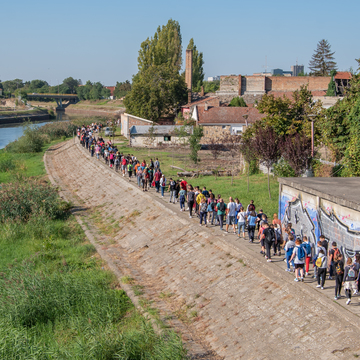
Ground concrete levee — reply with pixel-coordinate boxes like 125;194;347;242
45;141;360;359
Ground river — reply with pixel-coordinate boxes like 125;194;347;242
0;113;72;150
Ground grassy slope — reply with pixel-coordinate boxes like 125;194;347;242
0;135;185;359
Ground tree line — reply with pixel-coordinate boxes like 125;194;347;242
0;77;132;101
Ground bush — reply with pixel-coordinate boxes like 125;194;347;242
5;122;45;153
0;157;15;172
273;158;296;177
229;97;247;107
0;180;71;222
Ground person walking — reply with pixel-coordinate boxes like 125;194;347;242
199;198;208;226
169;178;176;204
343;257;358;305
179;187;186;211
284;234;295;272
247;211;257;243
127;161;133;181
187;185;195;218
302;236;313;276
237;206;246;238
216;198;226;231
226;197;237;234
160;175;166;197
315;250;328;289
328;241;340;280
290;238;306;282
154;169;161;193
333;253;344;300
263;223;275;262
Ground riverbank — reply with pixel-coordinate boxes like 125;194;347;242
0;108;52;124
0;123;186;359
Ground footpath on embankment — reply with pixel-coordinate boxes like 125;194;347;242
45;139;360;360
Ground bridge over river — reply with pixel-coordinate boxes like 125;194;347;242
44;139;360;359
27;93;79;110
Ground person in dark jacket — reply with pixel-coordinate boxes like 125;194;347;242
333;253;344;300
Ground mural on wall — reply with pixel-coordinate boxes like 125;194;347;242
279;192;360;257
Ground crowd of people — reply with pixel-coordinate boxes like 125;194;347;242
78;123;360;306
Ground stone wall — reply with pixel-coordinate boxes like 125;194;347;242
219;75;240;93
269;76;331;91
279;179;360;258
217;74;331;104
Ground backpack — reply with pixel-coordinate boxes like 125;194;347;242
315;256;323;267
348;265;356;280
210;201;215;211
333;248;340;259
335;262;343;275
265;228;275;243
303;242;312;256
297;246;306;262
219;202;226;212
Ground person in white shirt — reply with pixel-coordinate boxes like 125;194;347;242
226;197;237;233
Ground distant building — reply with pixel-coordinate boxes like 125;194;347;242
105;86;116;99
129;125;193;147
291;65;304;76
271;69;293;76
207;76;220;82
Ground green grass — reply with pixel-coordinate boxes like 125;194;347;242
0;133;186;359
0;139;68;183
114;141;279;216
0;108;48;116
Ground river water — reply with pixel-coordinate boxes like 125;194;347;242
0;113;72;150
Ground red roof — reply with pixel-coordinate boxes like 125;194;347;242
334;72;352;80
182;96;219;108
197;106;264;125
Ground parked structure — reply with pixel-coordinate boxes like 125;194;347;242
129;125;193;147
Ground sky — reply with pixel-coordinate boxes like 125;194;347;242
1;0;359;85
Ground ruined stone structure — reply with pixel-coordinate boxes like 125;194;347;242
216;74;332;104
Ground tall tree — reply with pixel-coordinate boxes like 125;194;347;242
309;39;337;76
188;126;204;164
320;59;360;162
187;38;204;92
125;19;187;121
138;19;182;73
252;126;281;199
62;77;79;93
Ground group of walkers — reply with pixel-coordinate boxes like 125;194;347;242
77;124;360;306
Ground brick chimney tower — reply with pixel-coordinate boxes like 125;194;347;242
185;49;193;98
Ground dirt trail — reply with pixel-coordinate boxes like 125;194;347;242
45;139;360;359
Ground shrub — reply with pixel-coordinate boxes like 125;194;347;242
0;180;71;222
0;157;15;172
273;158;296;177
5;122;44;153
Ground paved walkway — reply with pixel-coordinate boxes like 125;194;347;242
45;139;360;360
